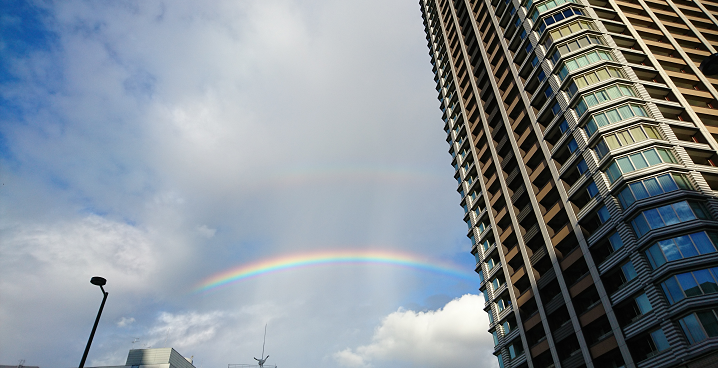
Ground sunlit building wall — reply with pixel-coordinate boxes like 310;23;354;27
419;0;718;366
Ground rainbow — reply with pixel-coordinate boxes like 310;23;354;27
193;249;475;293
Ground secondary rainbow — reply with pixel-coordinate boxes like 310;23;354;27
193;249;474;293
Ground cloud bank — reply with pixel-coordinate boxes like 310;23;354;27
334;295;496;368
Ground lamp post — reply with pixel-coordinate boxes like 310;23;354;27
78;277;109;368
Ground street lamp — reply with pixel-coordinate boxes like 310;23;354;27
78;277;109;368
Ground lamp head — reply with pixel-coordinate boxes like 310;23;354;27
90;277;107;286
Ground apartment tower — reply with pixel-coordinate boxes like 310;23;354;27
419;0;718;367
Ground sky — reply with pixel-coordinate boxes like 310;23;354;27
0;1;496;367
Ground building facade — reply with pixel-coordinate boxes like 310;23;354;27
419;0;718;367
88;348;196;368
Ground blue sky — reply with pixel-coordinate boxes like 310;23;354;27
0;1;496;367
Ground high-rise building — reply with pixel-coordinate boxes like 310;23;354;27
419;0;718;367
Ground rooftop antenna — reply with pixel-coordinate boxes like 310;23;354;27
132;338;140;350
253;324;269;368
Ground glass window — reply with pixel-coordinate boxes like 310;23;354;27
650;329;670;351
661;276;684;304
597;206;610;223
680;313;708;344
587;181;599;198
608;232;623;251
697;310;718;337
617;173;689;208
558;119;569;134
694;269;718;294
632;201;708;238
675;235;699;258
567;138;578;153
577;159;588;175
635;293;653;314
677;273;701;297
493;330;499;345
693;232;717;254
674;201;696;221
622;261;637;282
605;148;676;184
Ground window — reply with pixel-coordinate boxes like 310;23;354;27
474;251;482;266
493;330;499;345
558;119;570;134
635;293;653;314
484;290;490;302
551;102;561;115
622;172;691;208
586;181;599;198
577;158;589;175
557;49;614;81
530;0;579;22
497;354;505;368
531;55;540;68
584;104;649;138
538;70;547;83
497;296;512;312
622;261;637;283
679;308;718;344
552;34;604;64
482;239;492;252
608;231;624;251
488;309;494;324
573;83;637;116
631;201;709;238
487;256;498;270
605;260;637;294
544;85;554;99
594;124;661;159
502;320;512;334
508;342;524;359
567;138;579;154
661;267;718;304
646;232;718;270
538;7;585;35
544;20;596;49
491;277;503;291
650;329;671;352
604;147;676;184
596;205;610;224
566;66;625;99
477;221;488;234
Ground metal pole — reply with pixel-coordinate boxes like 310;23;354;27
78;286;108;368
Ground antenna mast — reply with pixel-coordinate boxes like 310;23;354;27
261;324;267;359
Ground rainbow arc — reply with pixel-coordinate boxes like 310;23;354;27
193;249;474;292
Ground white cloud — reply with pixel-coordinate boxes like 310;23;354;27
334;295;496;368
117;317;136;327
196;225;217;239
148;311;226;349
334;349;369;368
